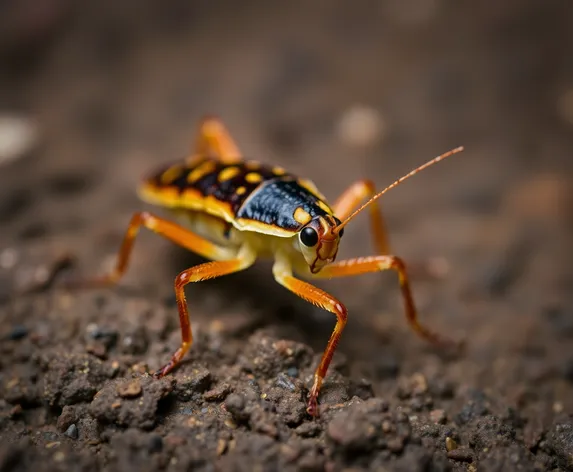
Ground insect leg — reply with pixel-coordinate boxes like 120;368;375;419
333;179;390;255
155;244;256;377
273;256;347;417
65;211;235;288
194;117;242;163
315;255;460;347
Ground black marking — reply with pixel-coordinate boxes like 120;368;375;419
237;180;333;231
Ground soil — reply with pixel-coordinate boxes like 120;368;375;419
1;1;573;471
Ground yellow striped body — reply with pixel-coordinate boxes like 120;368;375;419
138;156;337;240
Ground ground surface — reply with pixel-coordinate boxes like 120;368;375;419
1;1;573;471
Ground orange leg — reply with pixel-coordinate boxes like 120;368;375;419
64;210;256;377
194;117;242;163
334;180;449;278
333;179;390;255
64;211;234;289
273;258;347;417
316;255;459;347
154;246;256;377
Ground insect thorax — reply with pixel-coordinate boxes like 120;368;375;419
237;179;333;231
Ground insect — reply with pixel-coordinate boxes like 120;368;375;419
70;117;463;416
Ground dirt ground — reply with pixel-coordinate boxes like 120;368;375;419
1;1;573;471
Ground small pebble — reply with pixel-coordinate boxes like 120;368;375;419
382;420;393;433
86;341;107;359
225;394;249;423
410;373;428;396
430;409;447;425
275;373;296;391
121;326;149;355
445;436;457;451
286;366;299;377
85;323;118;348
117;379;142;398
0;115;38;166
64;424;78;439
43;432;60;442
203;383;231;402
447;447;474;462
0;248;18;269
224;418;238;430
216;438;227;456
57;406;76;431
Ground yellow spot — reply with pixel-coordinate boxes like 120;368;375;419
160;166;183;185
188;161;217;183
181;188;203;205
236;186;247;195
317;200;332;214
294;207;311;225
218;166;240;182
245;172;263;184
273;166;286;176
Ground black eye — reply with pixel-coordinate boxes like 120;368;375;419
338;227;344;238
300;227;319;247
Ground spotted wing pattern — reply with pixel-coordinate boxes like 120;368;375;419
139;157;335;234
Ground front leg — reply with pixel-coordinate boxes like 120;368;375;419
273;256;347;417
155;244;257;377
63;211;235;289
333;179;390;255
333;180;449;278
316;255;460;347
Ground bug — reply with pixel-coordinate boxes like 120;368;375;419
70;117;463;416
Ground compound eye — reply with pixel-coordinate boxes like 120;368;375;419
338;227;345;238
300;226;319;247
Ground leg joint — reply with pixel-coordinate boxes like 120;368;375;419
389;255;406;272
175;271;189;286
359;179;376;194
130;211;154;229
375;254;405;272
333;301;348;323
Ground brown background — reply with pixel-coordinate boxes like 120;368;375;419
1;1;573;471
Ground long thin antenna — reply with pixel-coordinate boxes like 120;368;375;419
334;146;465;233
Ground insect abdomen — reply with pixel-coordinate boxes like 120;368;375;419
140;158;286;213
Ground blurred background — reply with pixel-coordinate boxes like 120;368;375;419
1;0;573;413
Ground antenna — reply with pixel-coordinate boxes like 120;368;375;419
334;146;465;233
